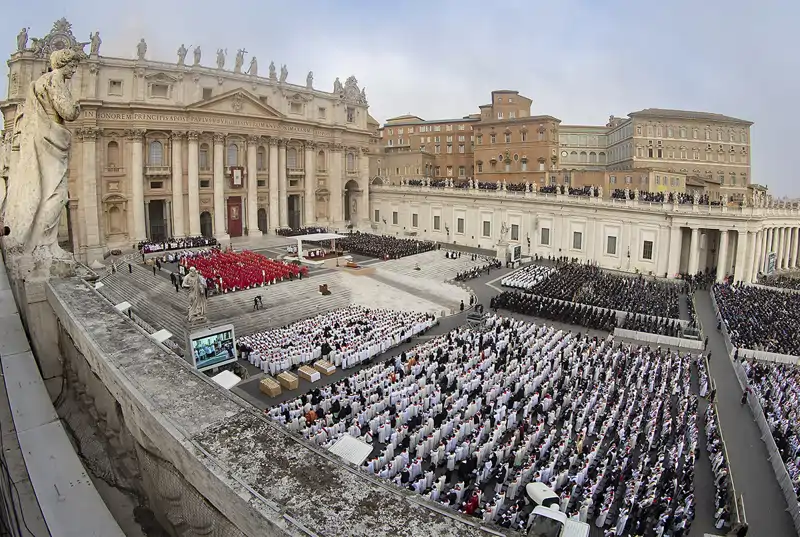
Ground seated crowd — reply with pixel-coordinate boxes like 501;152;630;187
269;317;701;535
322;232;437;260
239;306;436;376
743;360;800;496
620;314;686;339
277;226;328;237
138;236;217;254
491;291;618;332
501;265;555;291
181;249;307;293
526;262;682;320
713;283;800;355
759;274;800;291
148;246;220;265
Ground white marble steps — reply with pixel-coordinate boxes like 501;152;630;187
366;271;461;312
379;250;492;282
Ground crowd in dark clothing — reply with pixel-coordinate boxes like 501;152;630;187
758;274;800;291
620;314;685;338
329;232;437;260
454;256;503;282
611;190;667;203
137;236;217;254
713;283;800;354
491;291;618;331
525;262;682;319
277;226;328;237
744;360;800;496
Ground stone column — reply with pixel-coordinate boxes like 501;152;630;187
776;227;785;269
328;144;343;225
144;200;150;238
187;132;201;236
734;229;749;283
784;227;792;269
715;230;729;282
127;129;147;241
792;227;800;268
268;138;279;233
246;136;261;236
750;231;764;282
278;139;288;228
80;128;104;263
667;225;682;277
359;147;370;226
304;142;316;226
165;200;172;238
688;227;700;275
170;131;185;238
212;133;229;240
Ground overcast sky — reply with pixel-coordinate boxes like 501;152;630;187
3;0;798;195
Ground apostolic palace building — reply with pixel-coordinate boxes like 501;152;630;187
3;19;800;283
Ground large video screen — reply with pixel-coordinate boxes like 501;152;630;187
188;324;237;372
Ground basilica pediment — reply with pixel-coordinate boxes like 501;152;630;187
187;89;283;118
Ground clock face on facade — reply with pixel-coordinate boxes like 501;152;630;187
561;151;568;157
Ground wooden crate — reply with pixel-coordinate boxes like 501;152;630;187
298;365;320;383
259;377;281;397
314;360;336;376
277;371;298;390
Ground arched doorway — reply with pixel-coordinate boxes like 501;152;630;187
257;208;268;233
200;211;212;238
344;180;359;222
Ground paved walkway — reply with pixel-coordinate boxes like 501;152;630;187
694;291;794;536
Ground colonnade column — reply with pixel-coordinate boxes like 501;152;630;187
750;231;764;283
267;138;279;234
792;227;800;268
784;227;792;269
212;133;228;240
715;230;729;282
80;128;104;263
667;225;682;278
246;136;261;236
170;131;185;238
734;229;748;283
688;227;700;275
778;227;786;269
359;147;370;226
765;227;774;272
187;132;201;236
278;139;288;228
304;142;316;226
127;129;147;241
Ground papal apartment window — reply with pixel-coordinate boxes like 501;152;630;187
433;215;441;230
625;176;632;184
642;240;654;260
108;80;123;96
446;166;453;176
572;232;583;250
522;160;528;171
346;107;355;123
607;236;617;255
477;162;483;173
610;175;616;184
392;211;398;225
434;166;440;176
509;112;516;119
482;221;491;237
374;209;380;222
458;166;465;176
490;134;496;144
434;125;441;132
521;131;527;142
398;138;403;145
504;133;511;143
540;228;550;246
636;126;642;135
447;144;453;154
412;213;418;228
511;224;519;241
477;135;483;145
388;139;393;146
458;144;465;154
497;112;503;119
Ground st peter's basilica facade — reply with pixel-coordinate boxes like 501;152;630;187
1;19;373;263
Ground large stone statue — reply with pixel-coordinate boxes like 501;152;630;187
216;48;226;69
193;45;201;66
182;266;208;322
247;57;258;76
3;49;81;259
351;198;357;219
0;136;9;218
333;77;343;94
279;64;288;83
269;61;277;80
499;222;509;241
136;38;147;60
89;32;102;56
306;71;313;89
234;49;247;73
17;28;28;52
177;44;188;66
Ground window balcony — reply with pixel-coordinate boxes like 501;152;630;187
104;165;124;174
145;165;171;176
346;168;359;176
287;167;305;177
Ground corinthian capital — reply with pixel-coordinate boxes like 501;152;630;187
125;128;146;140
304;140;317;150
187;131;201;141
170;131;187;141
213;133;226;144
247;135;261;146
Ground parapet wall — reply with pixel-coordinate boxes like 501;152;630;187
47;277;506;537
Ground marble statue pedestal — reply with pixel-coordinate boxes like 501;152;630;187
496;240;510;263
81;245;105;266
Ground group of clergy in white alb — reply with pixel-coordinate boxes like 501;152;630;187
240;306;436;376
270;315;715;535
